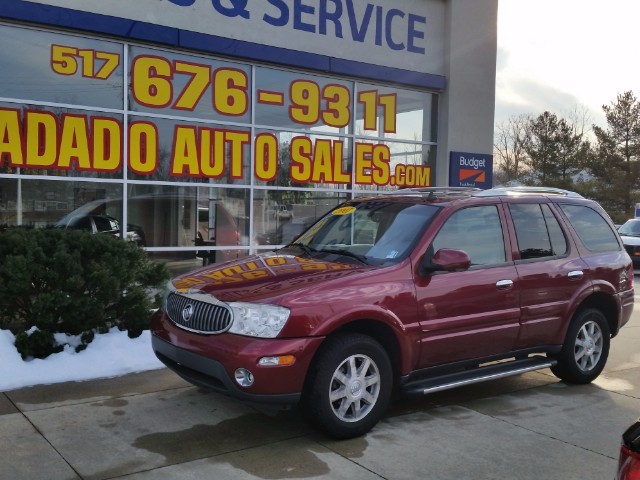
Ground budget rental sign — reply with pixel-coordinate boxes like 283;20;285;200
449;151;493;189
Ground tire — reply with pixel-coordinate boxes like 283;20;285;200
551;308;610;384
302;333;393;439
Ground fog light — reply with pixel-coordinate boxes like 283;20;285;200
258;355;296;366
234;368;254;387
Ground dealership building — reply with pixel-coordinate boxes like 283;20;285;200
0;0;498;272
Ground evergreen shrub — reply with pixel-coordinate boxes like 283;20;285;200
0;226;170;359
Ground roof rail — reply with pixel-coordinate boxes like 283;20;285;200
474;186;583;198
381;187;481;199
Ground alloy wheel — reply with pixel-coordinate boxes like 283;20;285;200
574;319;604;372
329;354;381;423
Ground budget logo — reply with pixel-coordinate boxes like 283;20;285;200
459;169;486;182
449;151;493;189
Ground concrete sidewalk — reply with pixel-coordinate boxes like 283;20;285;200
2;313;639;480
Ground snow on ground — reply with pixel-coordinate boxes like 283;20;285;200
0;328;164;392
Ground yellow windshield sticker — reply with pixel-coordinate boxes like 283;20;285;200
331;206;356;215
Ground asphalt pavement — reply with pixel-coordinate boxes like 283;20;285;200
2;296;639;480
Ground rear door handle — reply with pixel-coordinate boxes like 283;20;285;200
568;270;584;280
496;279;513;290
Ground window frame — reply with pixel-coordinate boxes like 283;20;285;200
557;202;622;254
508;202;570;262
428;204;508;270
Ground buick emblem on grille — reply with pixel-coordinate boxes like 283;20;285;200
167;293;231;334
182;304;194;322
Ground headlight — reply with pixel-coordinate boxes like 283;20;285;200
227;302;290;338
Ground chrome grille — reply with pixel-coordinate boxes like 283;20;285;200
166;293;232;334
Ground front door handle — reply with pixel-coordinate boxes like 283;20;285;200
496;279;513;290
568;270;584;280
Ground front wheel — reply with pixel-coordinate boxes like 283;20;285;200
551;308;610;384
302;333;392;439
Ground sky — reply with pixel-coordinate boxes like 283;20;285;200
0;328;163;392
495;0;640;129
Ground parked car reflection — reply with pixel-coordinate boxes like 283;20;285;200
56;212;146;246
54;193;245;264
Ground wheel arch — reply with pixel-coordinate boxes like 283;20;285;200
551;303;612;384
309;319;404;390
573;292;618;337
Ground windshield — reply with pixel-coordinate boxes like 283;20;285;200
619;220;640;236
285;200;440;266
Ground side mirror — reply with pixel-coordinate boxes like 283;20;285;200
420;248;471;275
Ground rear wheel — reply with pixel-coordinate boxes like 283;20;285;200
551;308;610;384
302;333;392;439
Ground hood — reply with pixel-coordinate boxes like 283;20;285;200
170;251;373;303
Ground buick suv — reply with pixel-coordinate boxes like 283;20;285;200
151;187;634;438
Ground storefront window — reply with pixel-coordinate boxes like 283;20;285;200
0;22;438;274
0;178;123;229
128;46;251;124
253;189;347;248
355;83;436;143
255;66;353;135
124;184;249;248
253;129;351;189
127;116;251;184
0;102;124;178
0;24;124;109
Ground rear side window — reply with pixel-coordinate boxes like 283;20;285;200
509;203;567;259
93;215;118;233
559;204;620;252
67;215;92;231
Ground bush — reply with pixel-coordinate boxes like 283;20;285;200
0;226;170;359
14;329;63;360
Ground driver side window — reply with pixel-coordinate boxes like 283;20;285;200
431;206;506;266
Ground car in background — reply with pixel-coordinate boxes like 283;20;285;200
618;219;640;266
616;418;640;479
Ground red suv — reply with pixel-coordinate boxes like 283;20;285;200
151;187;634;438
617;418;640;480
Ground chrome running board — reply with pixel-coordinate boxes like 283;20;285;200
401;357;556;396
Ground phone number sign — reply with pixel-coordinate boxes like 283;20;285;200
0;43;431;188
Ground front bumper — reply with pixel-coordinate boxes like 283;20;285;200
150;310;324;405
623;243;640;264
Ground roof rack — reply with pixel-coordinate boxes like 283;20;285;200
474;186;583;198
376;186;583;200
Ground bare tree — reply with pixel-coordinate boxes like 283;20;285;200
493;114;531;184
564;104;593;139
